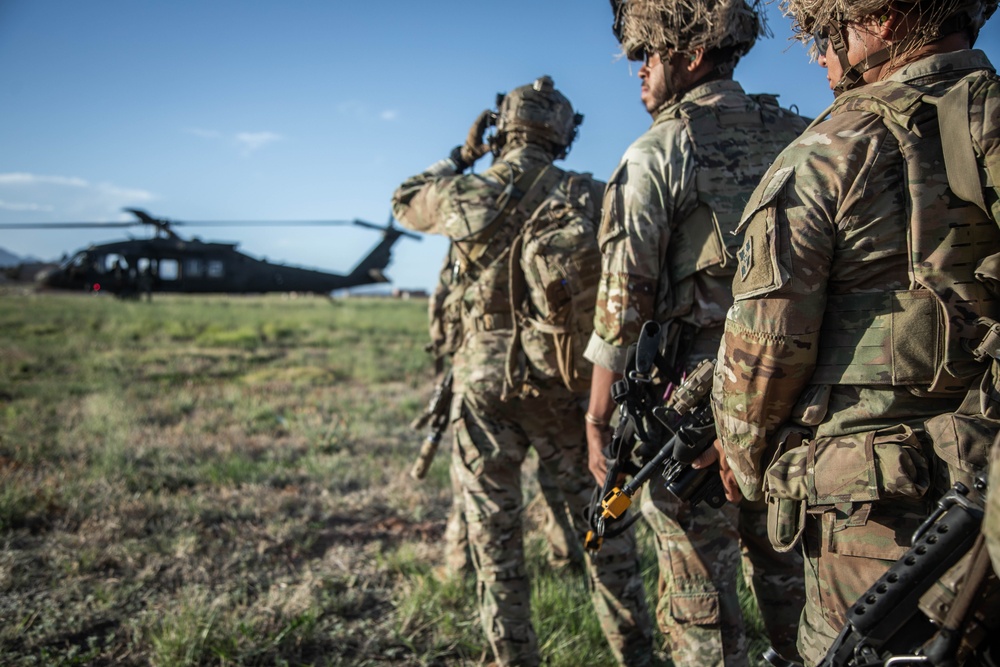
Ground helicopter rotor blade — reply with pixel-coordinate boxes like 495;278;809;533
0;210;415;235
169;220;359;227
0;219;362;229
353;219;421;241
0;222;139;229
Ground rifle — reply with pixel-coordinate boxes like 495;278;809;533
585;321;726;551
819;475;991;667
409;368;454;480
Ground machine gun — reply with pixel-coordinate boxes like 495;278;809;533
585;321;726;551
409;368;454;480
819;475;992;667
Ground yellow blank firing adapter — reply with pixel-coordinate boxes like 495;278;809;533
601;486;634;520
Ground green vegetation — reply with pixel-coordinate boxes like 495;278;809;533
0;291;768;666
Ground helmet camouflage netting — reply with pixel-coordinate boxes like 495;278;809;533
781;0;997;47
619;0;767;62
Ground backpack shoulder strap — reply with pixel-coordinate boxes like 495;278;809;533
933;73;989;215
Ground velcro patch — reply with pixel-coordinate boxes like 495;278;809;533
738;236;753;281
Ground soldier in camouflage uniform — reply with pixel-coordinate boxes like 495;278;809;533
393;77;653;667
427;245;584;576
584;1;809;664
710;0;1000;663
990;433;1000;578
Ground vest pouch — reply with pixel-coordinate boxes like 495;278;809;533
765;426;931;549
763;429;808;552
972;318;1000;421
767;496;806;553
988;436;1000;576
924;410;996;494
668;203;731;284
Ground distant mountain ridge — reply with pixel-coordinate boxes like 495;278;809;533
0;247;43;268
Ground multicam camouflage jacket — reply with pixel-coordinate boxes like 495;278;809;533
584;79;808;374
712;50;1000;503
392;143;604;403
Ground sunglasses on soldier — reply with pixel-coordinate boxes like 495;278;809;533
814;26;831;53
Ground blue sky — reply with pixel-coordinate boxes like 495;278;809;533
1;1;998;292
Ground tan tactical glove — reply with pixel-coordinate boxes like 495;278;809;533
451;110;493;171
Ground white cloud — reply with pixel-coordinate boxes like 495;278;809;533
337;101;399;123
0;199;54;212
185;127;284;156
94;182;155;203
235;131;283;156
0;173;88;188
0;172;156;220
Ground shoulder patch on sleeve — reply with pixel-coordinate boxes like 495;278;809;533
737;166;794;233
733;166;793;300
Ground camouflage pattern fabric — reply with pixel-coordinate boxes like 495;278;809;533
640;482;747;665
442;446;585;575
712;49;998;665
737;500;807;661
427;245;463;366
430;247;584;577
453;386;651;667
393;143;654;667
584;79;809;666
988;432;1000;578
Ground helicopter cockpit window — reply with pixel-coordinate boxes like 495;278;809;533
207;260;224;278
159;259;179;281
184;259;203;278
67;252;89;269
102;254;129;274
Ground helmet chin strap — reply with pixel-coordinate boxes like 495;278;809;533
829;23;892;95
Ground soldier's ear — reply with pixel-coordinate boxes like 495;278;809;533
876;9;901;41
687;48;706;72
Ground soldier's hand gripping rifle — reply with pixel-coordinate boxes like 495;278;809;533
585;321;726;551
409;368;454;480
818;475;990;667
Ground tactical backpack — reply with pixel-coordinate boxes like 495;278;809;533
509;171;604;395
448;156;605;399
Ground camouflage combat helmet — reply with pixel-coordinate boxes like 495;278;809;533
618;0;766;68
785;0;997;93
491;76;583;160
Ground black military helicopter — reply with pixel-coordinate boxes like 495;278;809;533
0;208;419;296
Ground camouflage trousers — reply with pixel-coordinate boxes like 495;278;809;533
987;433;1000;582
796;498;928;665
641;483;746;666
442;449;584;575
739;500;805;664
640;490;805;666
452;385;654;667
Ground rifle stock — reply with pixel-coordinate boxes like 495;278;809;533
409;369;454;480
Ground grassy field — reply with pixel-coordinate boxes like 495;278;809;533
0;290;768;666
